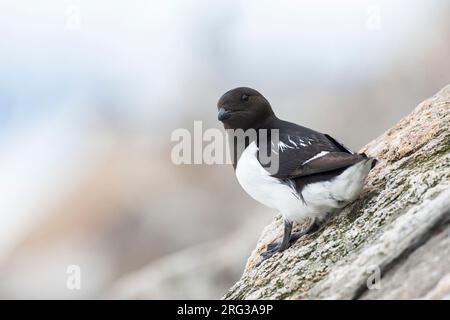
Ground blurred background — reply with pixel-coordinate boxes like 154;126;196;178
0;0;449;299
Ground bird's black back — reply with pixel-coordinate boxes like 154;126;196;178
257;117;365;195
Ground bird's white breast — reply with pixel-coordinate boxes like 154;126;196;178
235;142;313;222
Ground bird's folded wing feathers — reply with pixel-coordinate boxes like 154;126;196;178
286;152;366;178
267;147;366;179
258;128;364;179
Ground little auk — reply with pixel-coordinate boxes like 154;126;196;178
217;87;377;262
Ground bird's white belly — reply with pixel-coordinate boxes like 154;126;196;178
235;142;372;223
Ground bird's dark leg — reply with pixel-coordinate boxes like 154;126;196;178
261;219;292;261
289;217;320;244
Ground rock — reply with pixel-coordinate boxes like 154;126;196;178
223;85;450;300
361;223;450;299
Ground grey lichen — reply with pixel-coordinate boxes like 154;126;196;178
223;85;450;300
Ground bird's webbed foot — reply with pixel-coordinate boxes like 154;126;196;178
288;218;321;244
261;241;288;259
258;218;322;266
257;241;288;267
257;220;293;266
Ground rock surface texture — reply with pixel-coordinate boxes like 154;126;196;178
224;85;450;300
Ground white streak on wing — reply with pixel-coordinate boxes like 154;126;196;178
297;137;307;147
278;141;295;152
287;136;298;148
302;151;330;165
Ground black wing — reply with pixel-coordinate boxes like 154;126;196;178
258;119;363;179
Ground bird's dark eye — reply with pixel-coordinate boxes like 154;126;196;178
241;94;249;102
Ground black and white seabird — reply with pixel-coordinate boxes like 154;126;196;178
217;87;377;262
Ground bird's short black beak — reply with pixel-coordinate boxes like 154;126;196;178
218;108;232;121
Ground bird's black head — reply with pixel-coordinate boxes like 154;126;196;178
217;87;275;130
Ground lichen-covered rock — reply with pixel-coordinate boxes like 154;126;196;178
361;222;450;299
223;85;450;300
